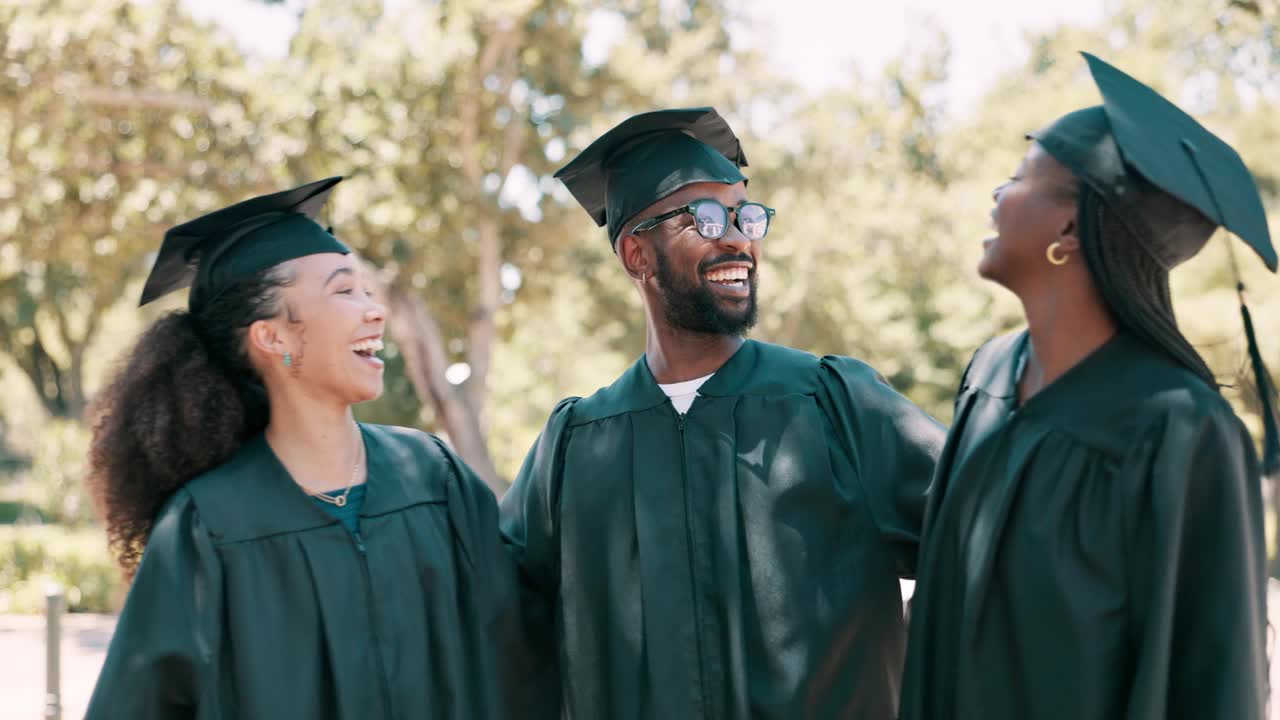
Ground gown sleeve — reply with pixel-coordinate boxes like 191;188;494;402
432;436;559;720
85;489;224;720
497;398;578;715
1122;402;1268;720
816;356;946;578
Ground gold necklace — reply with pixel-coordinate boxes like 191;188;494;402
310;432;364;508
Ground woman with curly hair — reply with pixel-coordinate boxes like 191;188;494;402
85;178;552;720
900;55;1271;720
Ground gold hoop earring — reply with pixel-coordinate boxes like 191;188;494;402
1046;242;1069;266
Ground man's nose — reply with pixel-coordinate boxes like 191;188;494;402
715;223;751;253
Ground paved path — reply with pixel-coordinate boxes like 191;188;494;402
1;613;114;720
3;582;1279;719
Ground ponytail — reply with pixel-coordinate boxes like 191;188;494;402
87;263;294;574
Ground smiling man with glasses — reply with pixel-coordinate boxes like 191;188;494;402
500;107;945;719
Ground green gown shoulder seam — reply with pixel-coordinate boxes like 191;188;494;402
570;354;665;424
152;486;199;529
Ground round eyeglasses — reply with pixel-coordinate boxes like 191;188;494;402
631;199;776;241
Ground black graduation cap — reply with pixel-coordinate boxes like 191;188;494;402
554;107;749;245
139;177;349;310
1031;52;1276;271
1034;53;1279;476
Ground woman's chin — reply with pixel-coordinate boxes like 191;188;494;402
976;253;998;280
976;239;1010;282
345;381;385;406
977;238;996;277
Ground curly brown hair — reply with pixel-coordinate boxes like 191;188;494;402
87;264;295;575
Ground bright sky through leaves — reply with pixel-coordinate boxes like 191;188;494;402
186;0;1107;116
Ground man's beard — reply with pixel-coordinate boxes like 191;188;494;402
654;247;758;336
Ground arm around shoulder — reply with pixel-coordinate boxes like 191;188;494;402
425;434;560;720
499;397;578;594
495;398;578;719
817;356;946;577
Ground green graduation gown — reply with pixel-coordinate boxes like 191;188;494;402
500;339;945;719
901;331;1268;720
86;423;548;720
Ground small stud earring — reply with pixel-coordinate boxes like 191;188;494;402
283;352;293;367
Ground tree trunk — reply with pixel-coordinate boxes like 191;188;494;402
12;336;77;419
53;304;100;420
1270;474;1280;579
465;220;500;424
456;22;525;429
385;285;506;496
355;20;530;495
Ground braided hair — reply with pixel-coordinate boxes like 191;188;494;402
1076;179;1218;389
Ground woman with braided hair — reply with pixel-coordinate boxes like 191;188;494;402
84;178;551;719
900;54;1272;720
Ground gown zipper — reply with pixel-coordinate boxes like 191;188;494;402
677;412;712;718
352;529;395;718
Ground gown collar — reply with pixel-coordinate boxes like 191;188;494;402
573;339;757;423
964;328;1206;445
186;424;446;543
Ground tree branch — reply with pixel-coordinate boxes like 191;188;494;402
383;284;506;496
463;23;527;419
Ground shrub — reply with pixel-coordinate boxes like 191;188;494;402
26;419;95;526
0;525;123;614
0;500;45;524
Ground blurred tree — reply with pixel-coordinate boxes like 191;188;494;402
740;30;1012;421
27;418;93;526
253;0;743;491
0;0;262;418
3;0;1277;539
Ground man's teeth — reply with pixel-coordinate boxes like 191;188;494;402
351;338;384;354
704;267;749;283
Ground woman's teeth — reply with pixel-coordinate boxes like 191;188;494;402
351;338;384;356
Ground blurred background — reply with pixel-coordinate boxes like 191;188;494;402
2;0;1279;716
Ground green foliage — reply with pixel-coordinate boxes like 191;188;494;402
0;500;44;525
0;0;266;417
261;0;739;432
1;0;1278;489
740;32;1015;422
0;525;122;614
25;419;93;526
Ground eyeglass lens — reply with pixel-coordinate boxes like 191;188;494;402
691;201;770;240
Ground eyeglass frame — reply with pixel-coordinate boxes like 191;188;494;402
630;199;777;240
